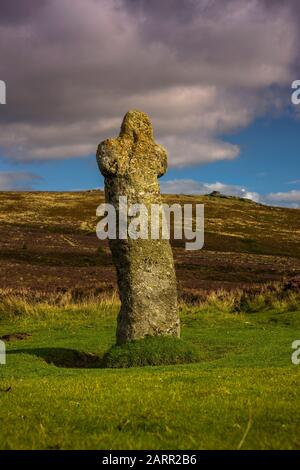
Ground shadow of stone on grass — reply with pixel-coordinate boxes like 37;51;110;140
7;348;102;368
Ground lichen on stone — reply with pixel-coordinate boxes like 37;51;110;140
97;110;180;344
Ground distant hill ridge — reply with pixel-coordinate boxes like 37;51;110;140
0;191;299;294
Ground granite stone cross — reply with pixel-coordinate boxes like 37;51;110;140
97;110;180;344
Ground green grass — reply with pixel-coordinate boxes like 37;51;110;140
0;299;299;450
103;336;200;368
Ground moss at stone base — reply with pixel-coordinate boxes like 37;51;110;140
102;336;200;368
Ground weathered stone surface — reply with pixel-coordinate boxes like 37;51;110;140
96;110;180;344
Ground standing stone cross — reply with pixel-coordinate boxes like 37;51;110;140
97;110;180;344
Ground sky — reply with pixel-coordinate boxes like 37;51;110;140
0;0;300;207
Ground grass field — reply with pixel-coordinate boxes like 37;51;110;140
1;296;299;450
0;191;299;449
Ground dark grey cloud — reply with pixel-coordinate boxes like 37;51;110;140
0;0;47;25
0;0;299;165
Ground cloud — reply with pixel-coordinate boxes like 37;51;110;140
287;179;300;184
0;0;47;26
266;190;300;202
0;0;299;166
161;178;300;207
0;171;41;190
160;135;239;167
161;178;260;202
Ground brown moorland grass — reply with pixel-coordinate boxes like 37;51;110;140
0;190;299;296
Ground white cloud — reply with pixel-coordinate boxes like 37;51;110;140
266;190;300;202
287;179;300;185
161;178;260;202
160;135;240;167
0;171;41;190
161;179;300;208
